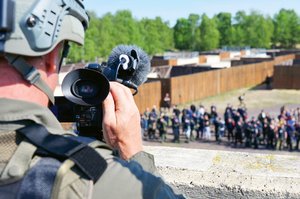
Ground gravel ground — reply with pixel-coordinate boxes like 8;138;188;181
143;87;300;198
145;146;300;199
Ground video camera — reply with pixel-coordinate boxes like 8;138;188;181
52;46;147;141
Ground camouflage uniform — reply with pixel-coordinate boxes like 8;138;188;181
0;99;184;199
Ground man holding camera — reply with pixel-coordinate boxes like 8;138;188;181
0;0;184;198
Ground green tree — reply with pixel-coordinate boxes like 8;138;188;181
173;18;191;50
155;18;174;52
198;14;220;51
111;10;142;46
232;11;274;48
215;12;234;47
187;14;201;50
273;9;300;48
97;13;116;59
139;17;174;55
246;11;274;48
231;11;247;47
173;14;201;50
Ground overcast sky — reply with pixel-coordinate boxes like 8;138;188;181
85;0;300;26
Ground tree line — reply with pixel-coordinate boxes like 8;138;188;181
68;9;300;63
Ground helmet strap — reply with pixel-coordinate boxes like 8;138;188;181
5;54;55;105
58;42;70;72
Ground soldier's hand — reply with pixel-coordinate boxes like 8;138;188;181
102;82;143;160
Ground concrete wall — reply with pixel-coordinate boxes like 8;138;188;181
145;146;300;199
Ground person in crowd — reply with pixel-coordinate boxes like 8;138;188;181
286;114;296;151
226;118;235;143
210;105;218;135
224;104;233;136
157;113;168;143
197;105;205;139
162;93;171;110
190;104;198;140
203;114;211;141
244;119;253;148
172;104;181;117
294;122;300;150
232;109;241;124
237;106;248;122
295;107;300;124
235;118;244;147
266;119;276;149
254;120;262;149
172;112;181;143
258;109;267;144
276;117;286;150
142;107;150;137
278;105;288;121
140;113;147;138
215;117;226;143
148;106;158;140
258;109;267;124
182;109;192;143
265;74;272;89
238;93;246;108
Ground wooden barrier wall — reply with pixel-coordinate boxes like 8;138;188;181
273;65;300;89
133;80;162;112
169;61;274;105
134;54;295;112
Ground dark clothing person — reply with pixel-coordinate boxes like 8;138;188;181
148;110;158;140
266;124;276;149
172;115;181;143
235;121;244;146
215;119;225;143
226;119;235;142
295;124;300;150
157;116;168;142
286;118;295;151
162;93;171;109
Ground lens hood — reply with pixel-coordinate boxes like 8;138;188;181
62;68;110;106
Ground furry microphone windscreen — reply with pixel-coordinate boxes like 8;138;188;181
107;44;151;86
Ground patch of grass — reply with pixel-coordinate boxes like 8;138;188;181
177;86;300;115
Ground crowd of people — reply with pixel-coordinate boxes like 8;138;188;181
141;103;300;152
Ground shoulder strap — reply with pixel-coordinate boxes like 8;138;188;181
16;123;107;183
18;157;61;199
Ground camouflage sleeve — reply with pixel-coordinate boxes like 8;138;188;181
129;151;158;174
91;149;186;199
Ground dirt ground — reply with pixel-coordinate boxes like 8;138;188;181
143;84;300;156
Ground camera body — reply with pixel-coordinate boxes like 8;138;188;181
53;63;109;140
52;48;141;141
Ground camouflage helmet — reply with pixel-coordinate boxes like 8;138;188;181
1;0;89;104
1;0;89;56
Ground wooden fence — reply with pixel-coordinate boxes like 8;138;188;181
134;54;296;112
273;65;300;89
134;80;162;112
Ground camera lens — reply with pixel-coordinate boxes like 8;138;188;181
62;68;110;106
73;80;99;98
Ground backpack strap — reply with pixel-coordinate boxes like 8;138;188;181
0;141;36;183
18;157;61;199
16;123;107;183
